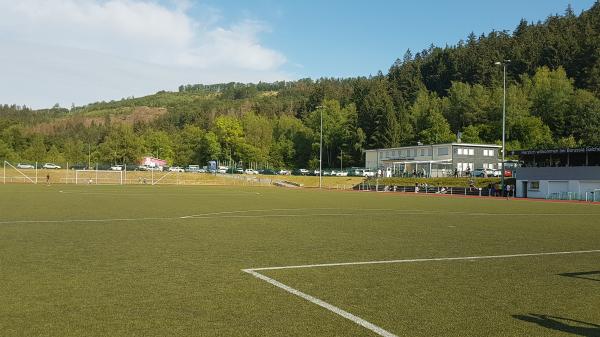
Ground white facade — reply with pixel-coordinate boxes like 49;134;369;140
515;167;600;200
365;143;501;177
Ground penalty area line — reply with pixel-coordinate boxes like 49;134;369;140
243;249;600;337
242;268;398;337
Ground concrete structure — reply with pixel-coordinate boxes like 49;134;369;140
364;143;501;177
515;167;600;199
513;147;600;200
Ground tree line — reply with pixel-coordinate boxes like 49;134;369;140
1;3;600;169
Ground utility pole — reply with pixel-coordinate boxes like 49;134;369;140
316;105;324;189
495;60;511;194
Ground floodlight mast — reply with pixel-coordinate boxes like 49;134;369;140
316;105;324;189
495;60;511;194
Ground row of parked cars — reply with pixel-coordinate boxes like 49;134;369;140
16;163;61;169
14;162;377;178
471;168;512;178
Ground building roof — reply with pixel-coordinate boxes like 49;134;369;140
365;142;501;152
510;147;600;156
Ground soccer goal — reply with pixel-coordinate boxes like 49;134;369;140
3;161;37;184
585;189;600;202
75;170;123;185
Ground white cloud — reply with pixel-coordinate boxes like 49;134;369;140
0;0;289;108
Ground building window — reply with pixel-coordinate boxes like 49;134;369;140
458;148;463;155
529;181;540;190
468;149;474;156
420;149;425;156
438;147;449;156
483;149;495;157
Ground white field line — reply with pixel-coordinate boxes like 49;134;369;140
243;249;600;337
58;190;261;197
243;269;399;337
2;207;599;225
179;208;430;219
0;208;402;225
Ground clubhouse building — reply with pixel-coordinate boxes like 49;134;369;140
512;147;600;200
364;142;501;177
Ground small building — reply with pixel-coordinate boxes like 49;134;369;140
140;156;167;169
364;143;501;177
512;147;600;200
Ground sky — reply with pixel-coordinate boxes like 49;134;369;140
0;0;596;108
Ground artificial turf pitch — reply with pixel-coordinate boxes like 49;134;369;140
0;184;599;337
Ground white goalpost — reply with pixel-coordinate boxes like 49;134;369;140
586;189;600;202
3;161;37;184
75;170;123;185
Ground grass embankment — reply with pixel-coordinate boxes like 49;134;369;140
277;175;364;188
2;168;364;188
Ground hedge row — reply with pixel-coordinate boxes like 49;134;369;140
367;177;515;188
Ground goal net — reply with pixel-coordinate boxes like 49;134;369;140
75;170;123;185
3;161;37;184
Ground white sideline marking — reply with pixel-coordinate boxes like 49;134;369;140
249;249;600;271
0;216;174;224
58;190;260;197
243;269;399;337
243;249;600;337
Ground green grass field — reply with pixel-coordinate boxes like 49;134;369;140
1;184;599;337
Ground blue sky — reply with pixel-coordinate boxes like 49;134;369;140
196;0;596;78
0;0;596;108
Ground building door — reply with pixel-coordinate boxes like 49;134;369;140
521;181;528;198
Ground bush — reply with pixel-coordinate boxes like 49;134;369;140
370;177;502;188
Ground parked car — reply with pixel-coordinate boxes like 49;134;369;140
335;171;349;177
349;168;364;176
217;168;227;174
186;165;200;173
292;168;309;176
148;166;163;171
278;169;290;175
16;163;35;169
168;166;185;172
492;169;512;177
473;168;494;177
261;169;277;175
362;169;376;177
244;169;258;175
42;163;61;169
110;165;123;171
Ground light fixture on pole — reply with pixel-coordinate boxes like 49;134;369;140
494;60;510;194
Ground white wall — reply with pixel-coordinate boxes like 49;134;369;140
517;179;600;199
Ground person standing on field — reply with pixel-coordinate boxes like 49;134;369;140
46;174;50;185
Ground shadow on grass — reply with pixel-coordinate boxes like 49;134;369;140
512;313;600;336
559;271;600;282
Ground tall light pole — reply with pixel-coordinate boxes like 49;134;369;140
495;60;510;193
316;105;324;189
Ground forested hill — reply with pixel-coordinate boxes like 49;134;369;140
2;3;600;169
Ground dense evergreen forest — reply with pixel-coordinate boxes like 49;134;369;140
2;3;600;169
